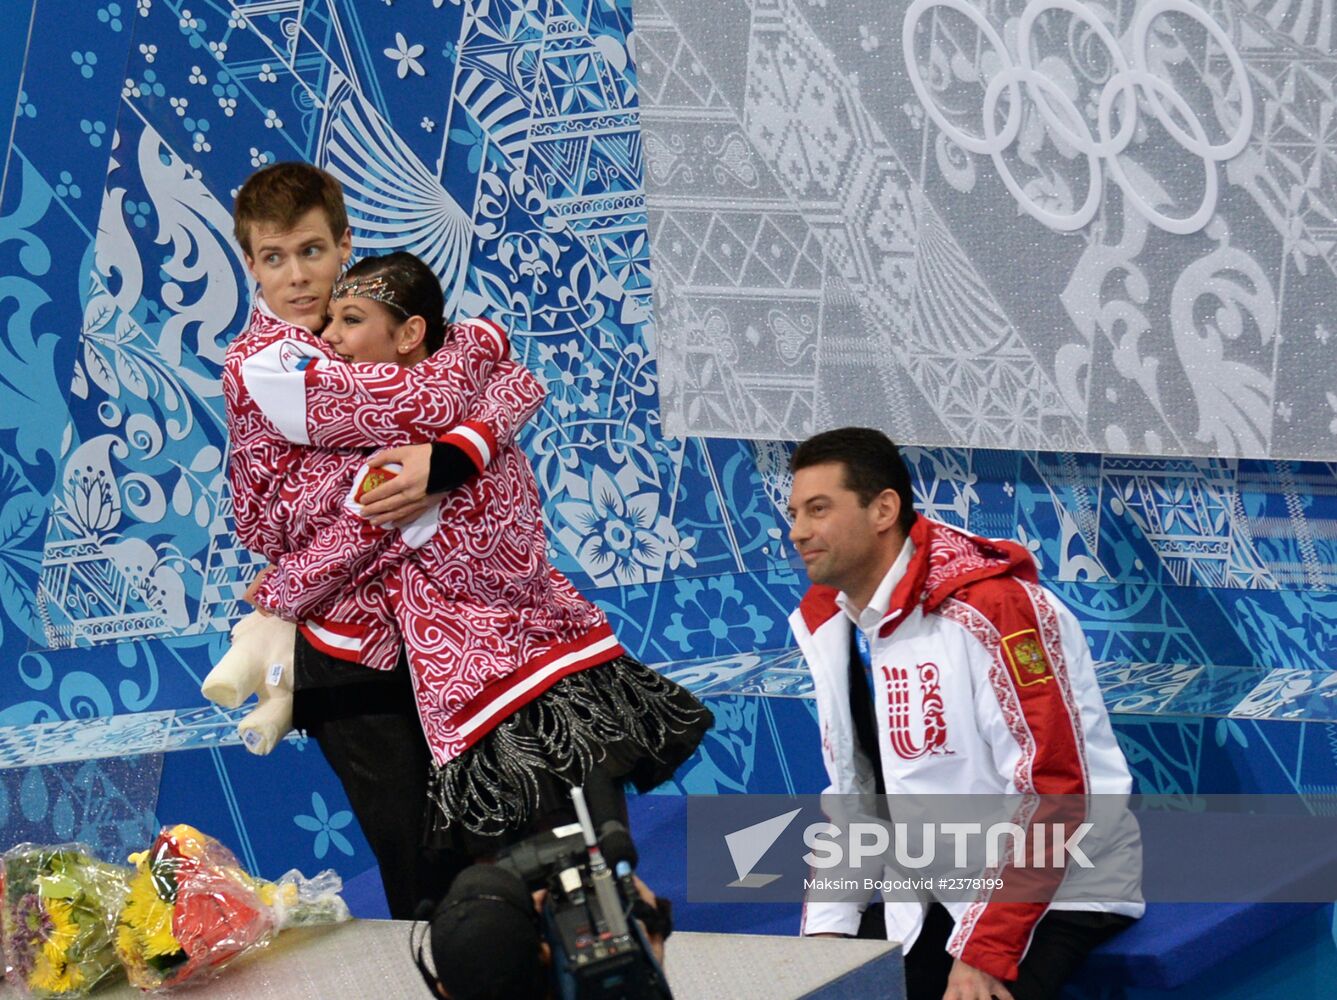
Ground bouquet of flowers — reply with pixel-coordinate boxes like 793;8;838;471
1;843;130;997
114;824;349;990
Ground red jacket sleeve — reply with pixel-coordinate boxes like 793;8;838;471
249;470;412;622
434;358;546;471
239;318;509;449
250;358;545;622
945;578;1091;983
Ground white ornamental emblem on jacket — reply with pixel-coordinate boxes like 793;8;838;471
882;661;952;760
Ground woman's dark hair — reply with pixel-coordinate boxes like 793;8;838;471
339;251;447;353
791;427;918;533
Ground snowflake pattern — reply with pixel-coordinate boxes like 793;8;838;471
555;466;664;583
97;2;124;31
384;32;425;79
293;792;355;860
663;576;776;657
535;339;605;419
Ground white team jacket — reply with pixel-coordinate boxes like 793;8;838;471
790;517;1143;982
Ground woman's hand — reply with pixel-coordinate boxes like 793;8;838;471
242;565;275;613
360;444;439;526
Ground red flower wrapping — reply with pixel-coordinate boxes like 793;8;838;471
171;866;271;978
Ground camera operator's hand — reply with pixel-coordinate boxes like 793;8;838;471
631;876;666;966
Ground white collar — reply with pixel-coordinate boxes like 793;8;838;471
253;294;314;334
837;537;916;632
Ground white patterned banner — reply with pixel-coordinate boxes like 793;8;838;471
643;0;1337;460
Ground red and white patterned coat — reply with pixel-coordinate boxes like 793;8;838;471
224;299;621;766
225;298;519;671
790;517;1142;982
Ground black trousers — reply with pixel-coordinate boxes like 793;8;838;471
294;639;469;919
887;903;1133;1000
293;638;637;918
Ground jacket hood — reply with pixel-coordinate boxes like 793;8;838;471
909;516;1037;614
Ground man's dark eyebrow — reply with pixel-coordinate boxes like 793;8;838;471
788;494;831;513
255;237;327;254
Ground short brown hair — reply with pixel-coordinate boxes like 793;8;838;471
792;427;918;533
233;162;348;256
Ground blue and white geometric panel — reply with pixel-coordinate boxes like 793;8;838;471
0;755;162;866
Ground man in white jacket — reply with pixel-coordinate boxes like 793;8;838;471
786;428;1141;1000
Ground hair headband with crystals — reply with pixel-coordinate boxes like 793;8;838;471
331;272;409;315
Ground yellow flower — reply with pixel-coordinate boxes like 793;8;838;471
118;868;180;961
116;922;146;969
255;878;296;909
167;824;208;858
28;950;84;995
38;897;79;970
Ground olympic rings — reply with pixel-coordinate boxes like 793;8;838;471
903;0;1254;233
983;66;1105;231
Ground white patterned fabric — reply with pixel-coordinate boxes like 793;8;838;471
643;0;1337;459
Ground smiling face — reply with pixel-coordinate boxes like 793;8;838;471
243;206;351;332
787;461;904;609
321;296;426;366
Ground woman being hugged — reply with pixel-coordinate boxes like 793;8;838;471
248;252;713;876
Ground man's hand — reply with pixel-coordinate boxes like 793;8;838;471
359;444;438;526
631;875;666;966
944;958;1014;1000
242;566;275;614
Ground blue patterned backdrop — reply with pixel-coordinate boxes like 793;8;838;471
1;3;1337;956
